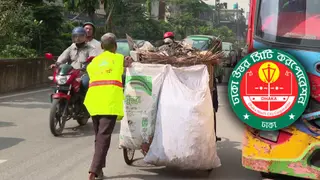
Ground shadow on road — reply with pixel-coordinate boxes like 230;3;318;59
56;121;120;138
107;137;257;180
59;123;95;138
0;137;24;151
0;121;16;127
139;168;210;179
210;137;258;179
105;168;210;180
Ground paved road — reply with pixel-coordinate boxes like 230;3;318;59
0;85;261;180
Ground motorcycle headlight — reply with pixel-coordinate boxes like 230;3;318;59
56;75;71;85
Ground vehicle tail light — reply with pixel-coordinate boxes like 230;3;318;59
258;130;292;145
258;131;279;142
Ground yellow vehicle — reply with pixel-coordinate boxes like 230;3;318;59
243;125;320;179
243;0;320;179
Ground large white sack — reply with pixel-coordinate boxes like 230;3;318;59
144;65;221;170
119;63;167;150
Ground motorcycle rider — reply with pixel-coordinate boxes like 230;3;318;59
163;31;177;45
158;31;179;54
83;22;103;54
164;31;174;40
50;26;98;93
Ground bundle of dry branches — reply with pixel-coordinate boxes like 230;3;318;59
139;51;224;66
136;39;224;67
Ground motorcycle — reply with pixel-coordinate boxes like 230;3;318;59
45;53;94;136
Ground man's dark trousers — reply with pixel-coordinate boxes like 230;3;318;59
212;75;221;141
89;115;117;174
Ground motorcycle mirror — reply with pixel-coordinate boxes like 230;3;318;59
86;56;95;63
45;53;54;60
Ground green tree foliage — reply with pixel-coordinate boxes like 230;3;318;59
213;26;236;42
0;0;75;58
168;0;212;17
161;0;237;42
167;13;208;39
197;26;236;42
98;0;167;41
63;0;100;22
32;4;67;54
0;0;38;57
0;0;239;58
0;45;37;58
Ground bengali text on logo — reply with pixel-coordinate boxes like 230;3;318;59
228;49;310;131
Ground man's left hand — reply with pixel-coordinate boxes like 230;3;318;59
124;56;133;67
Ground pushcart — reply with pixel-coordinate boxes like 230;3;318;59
122;148;135;165
120;34;222;164
121;62;220;165
121;72;148;165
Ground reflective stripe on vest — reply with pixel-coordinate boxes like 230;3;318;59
89;80;123;88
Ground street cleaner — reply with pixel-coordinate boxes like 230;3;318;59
50;26;97;93
84;33;132;180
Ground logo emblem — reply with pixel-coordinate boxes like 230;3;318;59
228;49;310;130
99;60;109;67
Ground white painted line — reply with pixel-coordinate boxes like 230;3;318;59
0;160;7;164
0;88;50;99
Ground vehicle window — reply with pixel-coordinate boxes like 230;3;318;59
188;39;210;50
222;42;231;51
256;0;320;47
116;42;130;56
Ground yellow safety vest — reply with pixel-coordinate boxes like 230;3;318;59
84;51;124;120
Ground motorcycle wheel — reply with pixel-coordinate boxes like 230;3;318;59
123;148;135;165
76;117;89;126
49;99;66;136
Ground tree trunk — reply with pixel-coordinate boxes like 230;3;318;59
105;4;114;32
70;10;85;21
89;13;95;23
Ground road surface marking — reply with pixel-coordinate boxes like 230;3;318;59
0;160;7;164
0;88;50;99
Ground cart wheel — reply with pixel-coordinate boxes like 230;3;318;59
216;137;222;142
207;168;213;173
123;148;135;165
217;76;223;83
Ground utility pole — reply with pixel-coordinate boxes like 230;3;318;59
215;0;220;25
233;2;240;41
